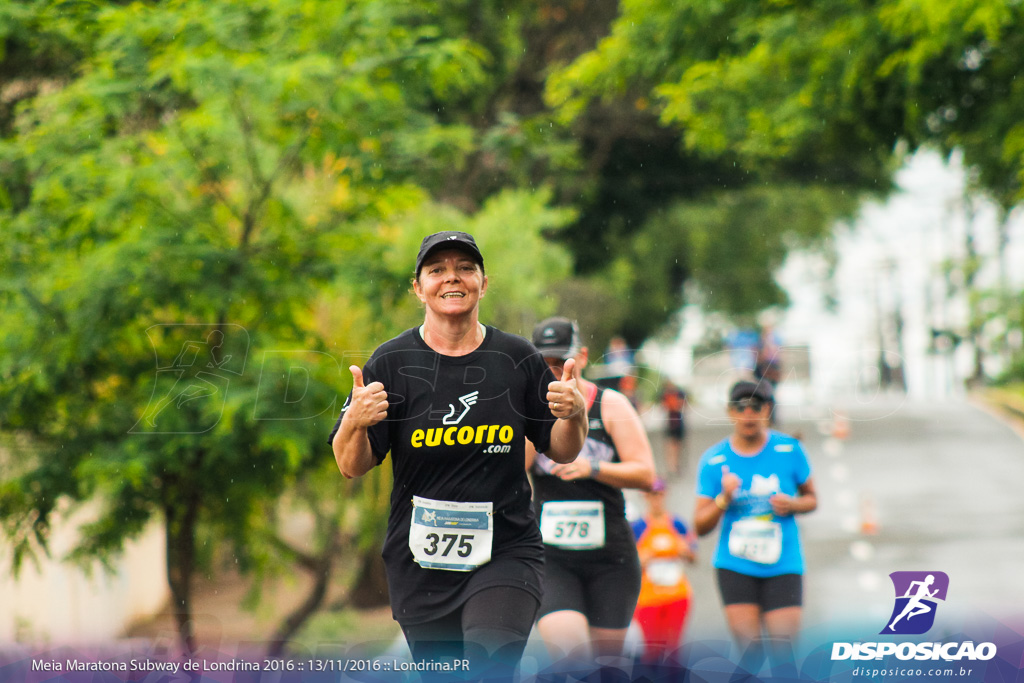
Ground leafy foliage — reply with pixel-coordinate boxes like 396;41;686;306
0;0;573;648
10;0;1023;649
547;0;1024;355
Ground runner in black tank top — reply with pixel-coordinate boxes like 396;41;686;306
527;317;656;671
532;387;637;563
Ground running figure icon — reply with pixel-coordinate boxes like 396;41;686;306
146;330;232;427
441;391;479;425
888;574;938;631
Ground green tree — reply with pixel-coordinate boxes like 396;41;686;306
543;3;895;340
543;0;1024;347
0;0;511;651
0;1;584;652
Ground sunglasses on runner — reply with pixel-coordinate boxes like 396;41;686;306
729;398;767;412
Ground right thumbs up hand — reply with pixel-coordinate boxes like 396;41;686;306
345;365;388;429
721;465;741;496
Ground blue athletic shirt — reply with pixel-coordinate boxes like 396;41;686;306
696;431;811;577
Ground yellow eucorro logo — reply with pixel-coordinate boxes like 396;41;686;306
411;425;515;448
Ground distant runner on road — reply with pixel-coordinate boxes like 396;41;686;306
660;380;689;476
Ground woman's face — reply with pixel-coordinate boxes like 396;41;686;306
645;490;667;514
727;397;772;439
413;248;487;317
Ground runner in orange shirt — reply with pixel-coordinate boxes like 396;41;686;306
631;478;697;662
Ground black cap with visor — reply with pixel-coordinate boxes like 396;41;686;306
728;380;774;405
532;317;582;360
414;231;484;275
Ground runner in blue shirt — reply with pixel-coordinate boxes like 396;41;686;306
694;380;817;660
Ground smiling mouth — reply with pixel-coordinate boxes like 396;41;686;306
441;292;465;299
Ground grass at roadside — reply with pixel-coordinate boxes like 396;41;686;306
291;607;401;657
999;382;1024;399
975;382;1024;424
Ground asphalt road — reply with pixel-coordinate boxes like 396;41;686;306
637;393;1024;652
385;393;1024;671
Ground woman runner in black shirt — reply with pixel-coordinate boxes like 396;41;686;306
329;232;588;679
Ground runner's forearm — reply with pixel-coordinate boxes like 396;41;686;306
694;496;725;536
792;493;817;514
591;461;654;490
333;417;377;479
545;410;588;464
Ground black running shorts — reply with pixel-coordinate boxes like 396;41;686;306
537;551;642;629
716;568;803;611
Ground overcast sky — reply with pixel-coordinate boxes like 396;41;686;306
778;149;1024;401
642;149;1024;406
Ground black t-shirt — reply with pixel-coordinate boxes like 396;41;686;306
328;326;557;624
530;388;635;563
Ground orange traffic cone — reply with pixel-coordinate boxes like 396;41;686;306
832;411;851;440
860;495;879;535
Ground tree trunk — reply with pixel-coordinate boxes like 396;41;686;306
348;545;389;609
963;196;986;386
266;527;342;657
165;494;200;653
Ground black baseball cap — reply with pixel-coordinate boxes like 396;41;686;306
414;231;484;275
532;317;582;360
729;380;774;404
